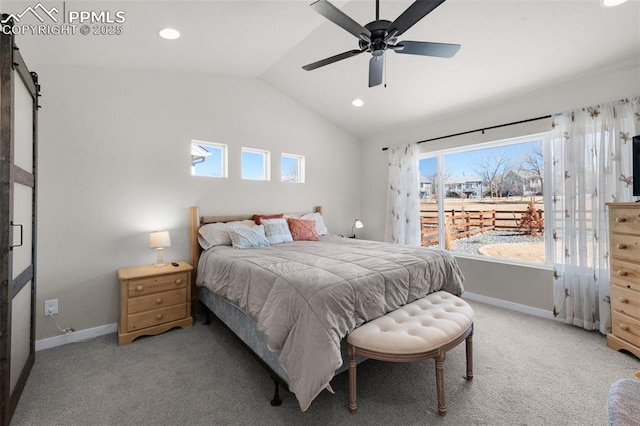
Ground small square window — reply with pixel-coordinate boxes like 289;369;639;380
281;153;305;183
191;140;227;178
242;148;270;181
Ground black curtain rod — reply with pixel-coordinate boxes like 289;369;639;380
381;114;552;151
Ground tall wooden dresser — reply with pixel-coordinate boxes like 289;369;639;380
607;203;640;358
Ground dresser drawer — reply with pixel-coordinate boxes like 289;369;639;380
126;304;187;332
127;272;187;297
610;234;640;262
611;285;640;320
611;259;640;292
612;311;640;348
127;288;187;315
609;208;640;234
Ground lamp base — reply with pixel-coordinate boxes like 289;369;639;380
154;248;166;267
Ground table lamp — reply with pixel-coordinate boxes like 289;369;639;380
351;219;364;239
149;230;171;267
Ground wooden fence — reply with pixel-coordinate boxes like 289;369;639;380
421;208;544;246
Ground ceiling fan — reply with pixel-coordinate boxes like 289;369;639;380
302;0;460;87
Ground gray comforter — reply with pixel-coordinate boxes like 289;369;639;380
196;236;464;411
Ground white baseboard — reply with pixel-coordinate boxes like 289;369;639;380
33;294;554;351
463;292;557;321
35;323;117;352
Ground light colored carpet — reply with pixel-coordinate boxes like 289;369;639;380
11;300;640;425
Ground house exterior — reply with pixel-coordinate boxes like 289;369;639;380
444;175;484;198
502;169;543;196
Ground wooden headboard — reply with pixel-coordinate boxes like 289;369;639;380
188;206;323;292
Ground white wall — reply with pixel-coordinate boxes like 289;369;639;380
35;65;362;340
360;60;640;312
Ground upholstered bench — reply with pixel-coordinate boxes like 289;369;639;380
347;291;474;416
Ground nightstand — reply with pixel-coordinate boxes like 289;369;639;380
117;261;193;345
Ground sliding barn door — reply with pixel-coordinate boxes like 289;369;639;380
0;19;40;425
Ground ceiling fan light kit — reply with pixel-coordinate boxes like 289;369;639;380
303;0;460;87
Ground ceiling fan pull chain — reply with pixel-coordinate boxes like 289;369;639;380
384;53;387;88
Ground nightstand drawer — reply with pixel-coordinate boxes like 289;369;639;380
126;304;187;332
611;285;640;320
128;288;187;315
612;311;640;348
127;272;187;297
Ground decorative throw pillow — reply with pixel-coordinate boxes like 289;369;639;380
300;212;329;236
287;218;320;241
198;220;256;250
261;218;294;245
252;213;284;225
228;225;270;249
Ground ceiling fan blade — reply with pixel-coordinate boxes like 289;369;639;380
369;55;383;87
393;41;460;58
311;0;371;41
302;49;365;71
389;0;447;38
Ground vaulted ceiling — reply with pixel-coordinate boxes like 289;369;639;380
7;0;640;139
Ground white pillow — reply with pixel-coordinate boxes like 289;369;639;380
300;212;329;236
261;218;293;245
197;220;256;250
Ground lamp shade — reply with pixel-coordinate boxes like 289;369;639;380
354;219;364;229
149;231;171;249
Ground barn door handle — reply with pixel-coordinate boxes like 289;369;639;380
10;222;22;250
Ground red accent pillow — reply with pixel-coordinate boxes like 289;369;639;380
252;213;283;225
287;218;320;241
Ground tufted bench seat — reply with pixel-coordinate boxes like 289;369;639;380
347;291;474;416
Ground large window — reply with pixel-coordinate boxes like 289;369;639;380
242;147;270;181
419;134;548;264
191;140;227;178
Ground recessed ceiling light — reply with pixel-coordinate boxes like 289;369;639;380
158;28;180;40
601;0;628;7
352;99;364;107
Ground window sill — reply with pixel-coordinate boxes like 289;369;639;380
452;252;553;271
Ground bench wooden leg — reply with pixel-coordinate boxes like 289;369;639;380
435;352;446;416
466;325;474;380
348;344;358;414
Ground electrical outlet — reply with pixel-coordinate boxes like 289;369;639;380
44;299;58;316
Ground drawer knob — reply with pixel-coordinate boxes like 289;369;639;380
617;243;627;250
618;297;629;304
617;270;628;277
619;324;629;331
136;285;144;291
175;279;182;285
156;298;163;305
156;314;163;320
616;217;627;223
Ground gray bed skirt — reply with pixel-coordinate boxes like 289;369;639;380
199;286;358;389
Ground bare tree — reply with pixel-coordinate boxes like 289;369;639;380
473;149;512;198
522;142;544;193
282;164;298;183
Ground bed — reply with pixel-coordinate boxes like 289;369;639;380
188;206;465;411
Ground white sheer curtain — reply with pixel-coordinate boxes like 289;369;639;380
384;143;420;246
550;97;640;334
